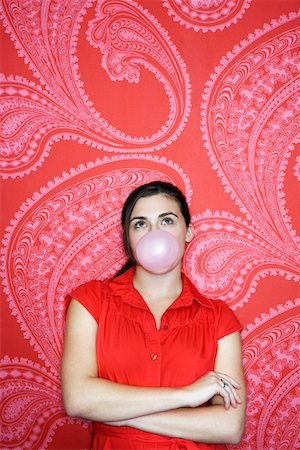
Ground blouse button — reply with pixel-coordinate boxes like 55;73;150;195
151;353;158;360
163;325;168;331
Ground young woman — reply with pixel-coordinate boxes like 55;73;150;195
61;181;246;449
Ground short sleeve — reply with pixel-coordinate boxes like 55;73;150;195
65;280;101;322
215;300;242;340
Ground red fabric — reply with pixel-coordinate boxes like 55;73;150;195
68;267;242;449
92;423;225;450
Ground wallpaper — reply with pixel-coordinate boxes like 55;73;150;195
1;0;299;448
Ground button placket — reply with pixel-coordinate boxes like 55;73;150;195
144;312;161;385
160;309;170;332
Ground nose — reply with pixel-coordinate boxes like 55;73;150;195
146;222;160;232
151;223;160;232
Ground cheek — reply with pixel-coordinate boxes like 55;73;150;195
171;227;189;243
167;229;188;256
178;238;187;257
179;228;192;253
128;230;146;253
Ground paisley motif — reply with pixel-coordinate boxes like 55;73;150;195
228;299;300;449
0;356;79;449
188;13;300;307
184;210;299;308
0;0;191;178
162;0;252;32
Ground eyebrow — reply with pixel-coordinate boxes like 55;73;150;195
129;212;179;223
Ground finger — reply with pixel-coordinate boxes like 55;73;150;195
216;372;241;388
217;373;241;388
219;384;230;409
230;385;242;404
217;379;235;407
220;380;242;406
223;383;238;407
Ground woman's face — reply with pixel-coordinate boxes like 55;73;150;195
128;194;194;265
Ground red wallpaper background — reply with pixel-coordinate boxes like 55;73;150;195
1;0;299;448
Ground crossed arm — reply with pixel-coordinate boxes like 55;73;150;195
61;299;246;444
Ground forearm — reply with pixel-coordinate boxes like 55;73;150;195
63;376;186;422
122;404;245;444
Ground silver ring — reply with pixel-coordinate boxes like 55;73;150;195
223;381;228;389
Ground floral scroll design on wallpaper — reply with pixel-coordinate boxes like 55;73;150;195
163;0;252;32
0;156;191;448
184;13;300;308
0;357;70;449
0;0;191;179
229;299;300;450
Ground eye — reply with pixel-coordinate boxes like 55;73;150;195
162;216;174;225
133;220;147;229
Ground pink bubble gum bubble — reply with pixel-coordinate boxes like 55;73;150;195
135;230;180;274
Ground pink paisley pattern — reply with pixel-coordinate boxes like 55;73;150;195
1;156;191;447
184;210;299;307
0;356;78;449
162;0;252;32
229;299;300;449
0;0;191;178
185;13;300;308
1;1;299;448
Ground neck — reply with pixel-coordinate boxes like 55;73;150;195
133;264;183;302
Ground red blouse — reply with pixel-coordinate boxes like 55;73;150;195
68;267;242;450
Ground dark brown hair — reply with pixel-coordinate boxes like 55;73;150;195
115;181;190;277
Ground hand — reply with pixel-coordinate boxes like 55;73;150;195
182;371;242;410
